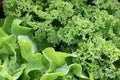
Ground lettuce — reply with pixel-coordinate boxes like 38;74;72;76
0;32;26;80
0;17;87;80
2;0;120;79
42;47;77;72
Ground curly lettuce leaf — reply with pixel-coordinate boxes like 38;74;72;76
1;16;15;34
0;19;4;27
40;63;92;80
42;47;77;72
0;34;26;80
40;72;65;80
18;35;43;80
0;28;8;38
11;19;33;37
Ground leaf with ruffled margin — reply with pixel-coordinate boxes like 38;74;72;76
42;47;77;72
11;19;33;37
0;34;26;80
40;72;65;80
40;63;92;80
0;16;94;80
0;28;8;37
18;35;43;80
1;16;15;34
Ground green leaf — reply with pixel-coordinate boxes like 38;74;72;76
0;19;4;27
1;16;15;34
0;35;16;48
68;63;82;77
0;65;13;80
11;19;33;36
0;34;26;80
42;47;76;72
0;28;8;38
40;72;65;80
18;35;43;80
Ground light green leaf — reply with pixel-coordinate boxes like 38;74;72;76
0;35;16;45
0;28;8;38
40;72;65;80
0;33;26;80
0;65;13;80
18;35;43;80
11;19;33;36
42;47;76;72
1;16;15;34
